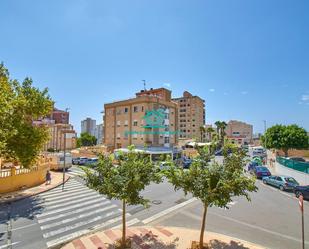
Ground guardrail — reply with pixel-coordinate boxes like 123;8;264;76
0;165;39;178
276;157;309;174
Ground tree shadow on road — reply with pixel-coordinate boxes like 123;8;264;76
209;239;250;249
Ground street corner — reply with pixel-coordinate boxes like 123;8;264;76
61;226;266;249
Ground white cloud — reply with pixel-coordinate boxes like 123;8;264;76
209;88;215;92
241;91;248;95
301;94;309;102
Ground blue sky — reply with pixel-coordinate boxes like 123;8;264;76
1;0;308;134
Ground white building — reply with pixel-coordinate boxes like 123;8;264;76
81;118;96;136
94;124;104;144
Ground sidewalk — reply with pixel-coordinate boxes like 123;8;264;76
62;226;265;249
0;171;70;204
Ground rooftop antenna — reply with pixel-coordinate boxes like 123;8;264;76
142;80;146;91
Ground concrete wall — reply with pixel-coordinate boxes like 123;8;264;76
275;161;309;185
0;165;48;194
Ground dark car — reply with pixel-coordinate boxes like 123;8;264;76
288;157;306;162
294;185;309;200
251;166;271;179
247;161;259;172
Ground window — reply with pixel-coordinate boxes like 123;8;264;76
117;121;121;126
124;107;128;113
124;120;128;126
133;106;138;112
164;137;170;144
142;106;144;112
117;133;120;139
133;120;138;126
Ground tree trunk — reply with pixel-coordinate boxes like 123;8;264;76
199;203;208;249
122;199;126;248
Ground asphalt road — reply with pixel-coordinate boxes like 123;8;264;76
1;162;308;249
148;179;309;249
0;169;189;249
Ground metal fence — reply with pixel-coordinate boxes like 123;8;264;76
276;157;309;174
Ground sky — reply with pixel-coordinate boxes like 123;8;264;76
1;0;308;134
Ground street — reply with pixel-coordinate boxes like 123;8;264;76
0;165;308;249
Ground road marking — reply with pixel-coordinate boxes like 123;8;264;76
39;194;104;210
36;197;108;218
40;204;117;230
36;189;97;203
142;198;197;224
111;218;141;229
46;215;131;248
0;242;20;249
38;187;93;199
43;210;122;238
40;185;85;197
209;211;309;245
38;201;111;224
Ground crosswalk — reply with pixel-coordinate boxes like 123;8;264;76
65;166;86;178
35;179;137;248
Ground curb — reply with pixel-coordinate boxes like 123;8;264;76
0;176;71;205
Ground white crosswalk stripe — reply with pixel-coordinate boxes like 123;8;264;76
35;179;138;248
65;166;86;178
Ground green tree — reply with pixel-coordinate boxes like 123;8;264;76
215;121;227;147
262;124;309;157
83;145;162;248
0;63;53;167
165;145;257;249
76;132;97;147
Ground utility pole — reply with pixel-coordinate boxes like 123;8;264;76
142;80;146;91
62;131;66;191
62;108;69;191
263;120;268;163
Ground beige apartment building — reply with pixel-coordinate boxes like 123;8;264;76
104;88;178;149
34;119;77;151
225;120;253;145
172;91;205;140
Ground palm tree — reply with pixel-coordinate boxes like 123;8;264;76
215;121;227;147
199;126;206;142
206;127;215;142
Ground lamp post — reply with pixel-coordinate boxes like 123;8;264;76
263;120;267;163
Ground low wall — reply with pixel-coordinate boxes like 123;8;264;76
275;161;309;185
0;164;49;194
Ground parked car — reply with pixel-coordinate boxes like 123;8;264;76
182;157;192;169
250;166;271;179
78;157;88;165
288;157;306;162
294;185;309;200
263;175;299;191
85;158;99;167
247;161;259;172
72;157;80;165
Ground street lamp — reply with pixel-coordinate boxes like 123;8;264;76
263;120;267;162
61;129;75;191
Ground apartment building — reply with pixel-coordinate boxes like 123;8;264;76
225;120;253;145
81;118;96;136
34;119;77;151
172;91;205;140
94;123;104;144
104;88;178;149
50;108;69;124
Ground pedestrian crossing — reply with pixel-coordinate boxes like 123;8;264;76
65;166;86;178
34;179;138;248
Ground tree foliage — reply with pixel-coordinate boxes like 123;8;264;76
83;145;162;248
0;63;53;167
164;144;257;248
76;132;97;147
262;124;309;156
